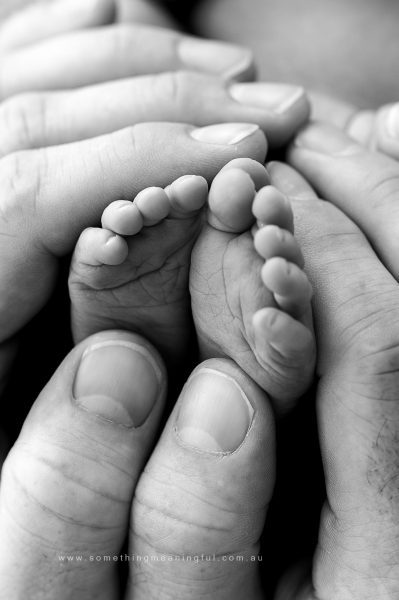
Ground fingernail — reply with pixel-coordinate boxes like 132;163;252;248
191;123;259;145
230;83;305;115
175;368;254;453
73;340;162;428
178;37;253;80
384;103;399;139
294;123;362;156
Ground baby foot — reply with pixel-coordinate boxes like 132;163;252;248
69;175;208;368
190;158;316;413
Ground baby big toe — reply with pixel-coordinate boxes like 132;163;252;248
219;157;270;189
208;168;257;233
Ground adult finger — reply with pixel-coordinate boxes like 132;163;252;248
0;0;115;53
288;122;399;279
0;330;166;600
310;91;399;159
128;358;275;600
116;0;178;28
0;76;308;156
0;121;266;343
272;162;399;600
0;24;255;100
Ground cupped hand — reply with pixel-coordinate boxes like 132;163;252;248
267;124;399;597
3;152;399;599
0;330;275;600
0;0;313;392
0;0;309;153
310;91;399;161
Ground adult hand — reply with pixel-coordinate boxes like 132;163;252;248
266;124;399;597
0;0;309;153
310;91;399;161
3;153;399;599
0;330;276;599
0;0;312;391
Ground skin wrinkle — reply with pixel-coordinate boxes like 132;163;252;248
131;517;260;564
364;171;399;205
0;153;38;225
17;426;137;477
316;512;398;598
132;497;233;546
1;3;398;596
10;446;131;512
2;467;121;546
139;461;270;514
1;93;41;154
135;471;240;526
14;437;135;498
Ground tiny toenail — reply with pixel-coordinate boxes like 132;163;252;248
273;226;285;241
384;103;399;139
178;38;253;80
175;368;254;454
105;234;118;245
230;83;305;114
191;123;260;145
73;340;163;428
294;123;362;156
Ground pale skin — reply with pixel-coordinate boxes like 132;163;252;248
2;144;399;597
0;0;311;392
1;1;399;599
69;157;315;412
141;0;399;161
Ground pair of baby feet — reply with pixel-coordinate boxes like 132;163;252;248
69;158;315;413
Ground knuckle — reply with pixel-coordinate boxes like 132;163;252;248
344;323;399;402
0;149;44;225
364;168;399;208
132;466;255;556
160;70;193;110
108;24;135;61
0;93;47;157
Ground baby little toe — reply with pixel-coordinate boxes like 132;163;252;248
73;227;129;268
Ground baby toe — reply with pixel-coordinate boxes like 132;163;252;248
74;227;128;268
101;200;144;236
261;257;312;317
220;158;270;190
134;187;170;226
166;175;208;216
252;307;316;412
254;225;304;267
253;186;294;233
208;168;256;233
